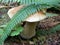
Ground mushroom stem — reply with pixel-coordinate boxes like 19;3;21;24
20;22;37;39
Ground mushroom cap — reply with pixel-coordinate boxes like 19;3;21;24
7;5;24;18
25;12;46;22
7;5;46;22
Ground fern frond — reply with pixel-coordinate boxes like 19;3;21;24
0;0;60;6
10;26;23;36
46;13;59;17
54;4;60;10
19;0;60;9
19;0;60;5
0;4;41;44
0;0;60;5
0;0;17;3
49;24;60;33
0;0;60;10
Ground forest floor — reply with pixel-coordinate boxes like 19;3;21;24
0;4;60;45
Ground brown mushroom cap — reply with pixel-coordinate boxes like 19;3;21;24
7;5;46;22
25;12;46;22
7;5;24;18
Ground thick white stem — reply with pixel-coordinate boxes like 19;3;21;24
20;22;37;39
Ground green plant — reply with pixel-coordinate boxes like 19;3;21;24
0;0;60;44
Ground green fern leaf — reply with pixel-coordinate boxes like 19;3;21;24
0;0;60;4
46;13;59;17
19;0;60;5
0;4;38;44
0;0;60;6
10;26;23;36
19;0;60;9
0;29;3;36
49;24;60;33
0;0;60;10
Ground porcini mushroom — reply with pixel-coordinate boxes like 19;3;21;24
7;5;46;39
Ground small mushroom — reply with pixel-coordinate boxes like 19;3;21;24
7;5;46;39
